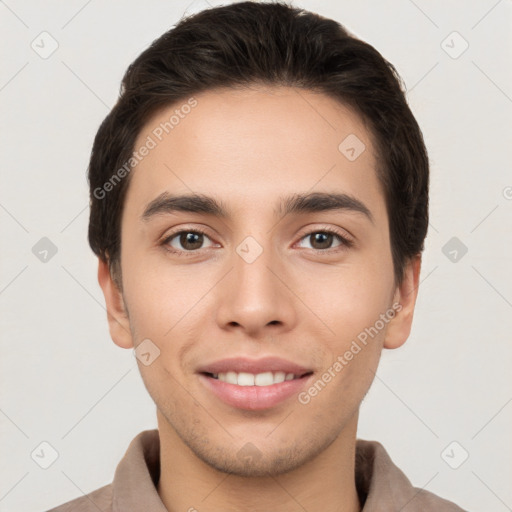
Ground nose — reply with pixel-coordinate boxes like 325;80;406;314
214;237;298;338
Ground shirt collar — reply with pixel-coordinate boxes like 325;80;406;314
111;429;437;511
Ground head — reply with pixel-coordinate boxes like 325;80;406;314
91;1;428;476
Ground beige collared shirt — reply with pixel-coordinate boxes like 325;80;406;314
47;429;466;511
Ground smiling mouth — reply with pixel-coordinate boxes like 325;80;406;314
203;371;313;386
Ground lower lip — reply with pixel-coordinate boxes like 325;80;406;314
198;373;313;411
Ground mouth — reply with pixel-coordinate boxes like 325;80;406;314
197;357;314;410
203;370;312;386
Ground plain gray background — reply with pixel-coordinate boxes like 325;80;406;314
1;1;511;511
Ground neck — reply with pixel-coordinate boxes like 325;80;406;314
156;411;361;512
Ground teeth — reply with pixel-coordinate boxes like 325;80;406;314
237;372;254;386
274;371;286;384
215;370;299;386
254;372;273;386
225;371;237;385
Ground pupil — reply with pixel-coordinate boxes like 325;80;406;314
312;232;332;249
178;232;333;251
181;232;203;250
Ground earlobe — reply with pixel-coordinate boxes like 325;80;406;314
383;255;422;350
97;258;134;349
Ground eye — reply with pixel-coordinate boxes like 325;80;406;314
161;227;353;256
296;229;353;251
163;229;215;252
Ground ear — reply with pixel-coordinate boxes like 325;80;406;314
383;255;422;349
97;258;134;349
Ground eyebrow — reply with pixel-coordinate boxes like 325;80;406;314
141;191;374;224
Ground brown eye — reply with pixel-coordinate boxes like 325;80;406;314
165;230;214;251
180;232;204;250
296;230;352;251
309;232;334;249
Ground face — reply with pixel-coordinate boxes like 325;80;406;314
101;85;417;476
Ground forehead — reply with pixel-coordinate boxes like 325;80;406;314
125;85;384;222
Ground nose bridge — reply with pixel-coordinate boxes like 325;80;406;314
215;232;296;334
235;235;276;296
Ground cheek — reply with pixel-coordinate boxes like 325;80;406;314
302;261;394;345
121;244;204;337
298;285;387;417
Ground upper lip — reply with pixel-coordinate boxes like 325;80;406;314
197;356;313;376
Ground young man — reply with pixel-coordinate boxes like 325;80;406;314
49;2;467;510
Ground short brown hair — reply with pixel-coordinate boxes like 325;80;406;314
87;1;429;288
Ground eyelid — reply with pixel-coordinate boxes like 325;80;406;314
296;223;354;241
160;223;354;256
160;225;217;255
294;224;354;251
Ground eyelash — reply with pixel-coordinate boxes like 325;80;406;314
161;226;354;257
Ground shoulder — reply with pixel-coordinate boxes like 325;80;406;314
356;439;467;511
407;486;468;511
46;483;113;512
